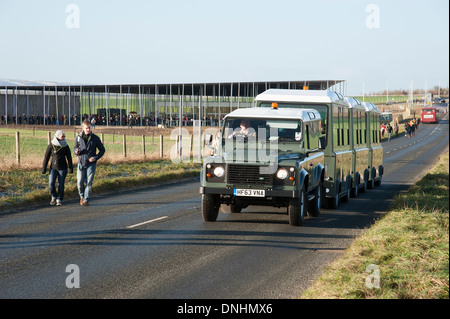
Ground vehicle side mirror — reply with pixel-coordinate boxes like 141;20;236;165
204;133;213;145
318;136;326;149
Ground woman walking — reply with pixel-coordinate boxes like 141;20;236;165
42;130;73;206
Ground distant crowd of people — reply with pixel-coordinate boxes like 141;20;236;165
0;113;219;127
0;114;82;125
404;118;419;138
380;118;420;142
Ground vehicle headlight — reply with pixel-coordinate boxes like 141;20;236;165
213;166;225;178
276;168;288;180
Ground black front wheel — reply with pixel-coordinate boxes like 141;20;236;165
288;188;307;226
230;202;242;213
202;194;219;221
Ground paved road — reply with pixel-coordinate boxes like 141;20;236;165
0;116;448;299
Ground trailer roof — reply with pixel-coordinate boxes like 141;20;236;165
224;107;321;122
254;89;345;104
344;96;366;110
0;80;345;97
362;101;381;113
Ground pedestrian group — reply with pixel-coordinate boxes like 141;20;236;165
381;118;418;143
404;118;419;138
42;119;105;206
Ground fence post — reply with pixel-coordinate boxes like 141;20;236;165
142;135;146;157
160;135;163;158
190;134;194;160
123;134;127;158
177;134;180;159
16;131;20;166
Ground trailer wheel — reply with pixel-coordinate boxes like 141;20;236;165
360;180;367;193
342;180;351;202
202;194;219;221
351;178;359;198
375;177;382;186
308;181;322;217
368;168;376;189
375;168;382;186
326;182;340;209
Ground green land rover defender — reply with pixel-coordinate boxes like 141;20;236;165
200;105;325;226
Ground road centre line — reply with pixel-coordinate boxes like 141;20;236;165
126;216;168;229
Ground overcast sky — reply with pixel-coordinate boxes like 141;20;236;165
0;0;448;95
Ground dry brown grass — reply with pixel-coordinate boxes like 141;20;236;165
0;149;171;172
301;152;449;299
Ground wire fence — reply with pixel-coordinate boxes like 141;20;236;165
0;128;178;170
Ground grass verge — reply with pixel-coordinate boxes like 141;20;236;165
301;152;449;299
0;160;201;212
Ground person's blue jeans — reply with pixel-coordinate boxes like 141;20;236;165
49;169;68;201
77;164;96;202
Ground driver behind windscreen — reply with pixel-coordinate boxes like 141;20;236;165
227;119;256;138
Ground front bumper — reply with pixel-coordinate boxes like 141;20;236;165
199;186;298;199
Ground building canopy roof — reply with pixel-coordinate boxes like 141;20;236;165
0;80;345;96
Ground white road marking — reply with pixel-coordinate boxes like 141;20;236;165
126;216;168;229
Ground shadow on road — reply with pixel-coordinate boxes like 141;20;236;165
0;182;413;252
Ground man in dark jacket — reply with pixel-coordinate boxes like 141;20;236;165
42;130;73;206
75;119;105;206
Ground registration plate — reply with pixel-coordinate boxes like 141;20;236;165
233;189;265;197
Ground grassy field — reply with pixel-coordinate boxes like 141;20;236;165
0;127;176;170
301;152;449;299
